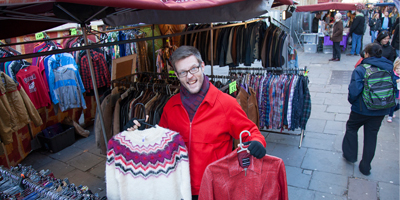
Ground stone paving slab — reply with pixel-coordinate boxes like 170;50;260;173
311;96;325;105
288;186;315;200
20;151;54;170
348;178;377;200
309;171;348;196
314;192;347;200
285;166;311;189
324;121;346;132
301;149;353;176
353;155;400;185
89;162;106;180
264;132;303;147
306;119;327;133
38;159;75;179
67;152;105;172
324;97;350;106
301;133;336;151
310;111;335;121
335;114;349;122
268;143;307;167
378;182;400;200
326;105;351;114
49;144;85;162
63;169;106;196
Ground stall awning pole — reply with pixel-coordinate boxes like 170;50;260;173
82;25;108;150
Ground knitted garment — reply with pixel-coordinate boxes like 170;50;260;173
180;74;210;121
106;125;191;200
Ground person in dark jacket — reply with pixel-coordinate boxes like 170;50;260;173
369;13;381;43
342;43;396;176
374;31;396;62
312;13;321;33
392;23;399;57
380;11;392;34
329;13;343;61
347;9;365;56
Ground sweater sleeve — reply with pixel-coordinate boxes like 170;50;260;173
106;141;120;200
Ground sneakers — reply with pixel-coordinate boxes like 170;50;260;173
387;116;393;123
346;53;354;56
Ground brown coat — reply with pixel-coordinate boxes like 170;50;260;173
331;20;344;42
0;72;43;144
234;86;260;147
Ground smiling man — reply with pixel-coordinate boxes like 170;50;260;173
157;45;266;199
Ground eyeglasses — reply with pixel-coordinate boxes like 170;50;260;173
176;64;201;78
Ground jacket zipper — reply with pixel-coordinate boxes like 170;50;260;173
180;101;203;159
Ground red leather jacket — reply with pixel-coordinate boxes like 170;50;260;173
159;84;266;195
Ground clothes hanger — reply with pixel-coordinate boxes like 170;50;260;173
237;130;251;153
134;103;155;130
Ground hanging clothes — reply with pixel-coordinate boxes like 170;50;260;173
231;72;311;131
43;53;86;112
79;49;111;93
0;72;43;144
16;65;51;109
106;125;191;200
198;148;288;200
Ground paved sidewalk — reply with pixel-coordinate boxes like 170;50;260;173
20;34;399;200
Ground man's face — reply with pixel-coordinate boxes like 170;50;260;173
385;12;389;17
175;55;205;94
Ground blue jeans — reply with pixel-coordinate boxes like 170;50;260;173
350;33;362;55
370;31;378;43
396;50;399;57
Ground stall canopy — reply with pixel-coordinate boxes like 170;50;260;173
0;0;294;39
296;2;363;12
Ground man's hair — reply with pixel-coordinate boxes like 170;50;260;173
356;9;362;13
170;46;203;71
373;13;379;19
363;43;383;58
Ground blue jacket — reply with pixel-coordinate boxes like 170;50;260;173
348;56;395;116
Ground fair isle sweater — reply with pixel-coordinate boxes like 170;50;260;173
106;125;191;200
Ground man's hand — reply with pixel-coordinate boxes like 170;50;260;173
124;115;149;131
242;141;266;159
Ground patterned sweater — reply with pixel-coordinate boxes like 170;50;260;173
106;125;191;200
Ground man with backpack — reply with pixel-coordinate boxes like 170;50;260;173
342;43;396;176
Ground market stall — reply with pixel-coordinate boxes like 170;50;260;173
296;2;362;53
1;0;300;198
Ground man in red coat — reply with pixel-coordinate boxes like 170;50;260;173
129;46;266;199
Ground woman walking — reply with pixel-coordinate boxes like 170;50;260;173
369;13;381;43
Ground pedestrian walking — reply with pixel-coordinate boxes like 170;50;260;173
380;11;392;34
388;57;400;122
329;13;343;62
374;31;396;62
369;13;381;43
342;43;396;176
347;9;365;56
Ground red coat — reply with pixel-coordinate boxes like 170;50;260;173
159;84;266;195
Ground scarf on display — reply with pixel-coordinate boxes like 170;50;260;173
180;74;210;122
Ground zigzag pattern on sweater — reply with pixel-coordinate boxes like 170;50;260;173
107;130;189;179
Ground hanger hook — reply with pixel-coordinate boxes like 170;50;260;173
238;130;251;152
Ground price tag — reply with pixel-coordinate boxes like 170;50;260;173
169;70;176;78
35;32;44;40
166;39;170;42
70;29;77;36
229;81;237;94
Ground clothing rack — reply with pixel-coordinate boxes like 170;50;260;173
207;75;242;92
0;166;102;200
267;16;290;30
229;66;309;148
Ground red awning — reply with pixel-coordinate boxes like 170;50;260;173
296;2;362;12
